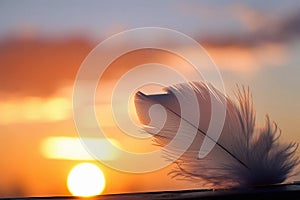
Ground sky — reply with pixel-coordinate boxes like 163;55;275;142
0;0;300;198
1;0;299;39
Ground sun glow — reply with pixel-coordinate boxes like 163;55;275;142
67;163;106;197
41;137;119;160
0;97;71;124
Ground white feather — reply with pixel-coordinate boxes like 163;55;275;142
134;82;299;188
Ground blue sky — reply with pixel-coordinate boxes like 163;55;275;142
0;0;299;40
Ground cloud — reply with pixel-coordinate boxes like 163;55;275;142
234;6;300;43
178;1;300;44
0;6;297;99
176;2;272;33
0;36;93;97
275;11;300;41
229;4;273;32
204;42;288;74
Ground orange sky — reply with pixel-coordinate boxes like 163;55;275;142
0;1;300;197
0;35;299;197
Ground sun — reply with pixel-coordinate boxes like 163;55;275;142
67;163;106;197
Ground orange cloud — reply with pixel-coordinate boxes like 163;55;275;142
0;37;92;97
205;42;288;74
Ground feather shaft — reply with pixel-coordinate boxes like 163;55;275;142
136;91;249;169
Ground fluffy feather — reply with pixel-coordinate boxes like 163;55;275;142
134;82;299;188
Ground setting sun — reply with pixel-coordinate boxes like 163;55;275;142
67;163;106;197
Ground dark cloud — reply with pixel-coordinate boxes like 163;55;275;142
276;11;300;41
199;9;300;47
